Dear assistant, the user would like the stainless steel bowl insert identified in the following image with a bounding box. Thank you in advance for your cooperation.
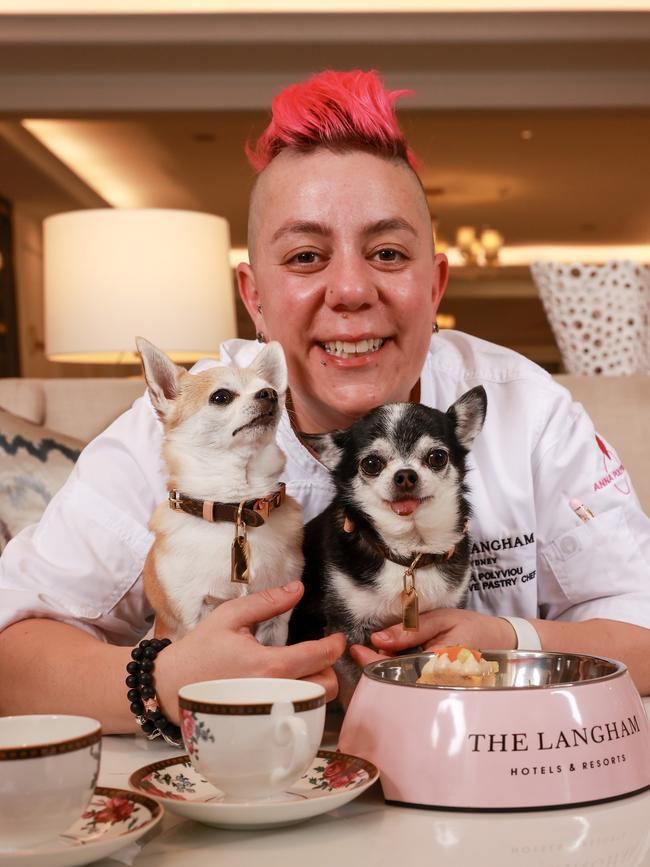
[365,650,625,690]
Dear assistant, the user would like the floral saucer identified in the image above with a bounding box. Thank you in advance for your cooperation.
[0,786,162,867]
[129,749,379,830]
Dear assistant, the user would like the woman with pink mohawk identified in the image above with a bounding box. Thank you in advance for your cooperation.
[236,69,650,679]
[2,70,650,732]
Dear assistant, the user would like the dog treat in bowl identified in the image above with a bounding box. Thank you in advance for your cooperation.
[416,645,499,687]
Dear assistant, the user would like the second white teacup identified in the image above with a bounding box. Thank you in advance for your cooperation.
[178,678,325,800]
[0,714,101,851]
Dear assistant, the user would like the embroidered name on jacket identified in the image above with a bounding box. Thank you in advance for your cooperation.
[468,532,536,592]
[471,533,534,554]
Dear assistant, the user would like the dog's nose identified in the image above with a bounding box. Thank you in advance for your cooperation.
[393,468,418,491]
[254,388,277,403]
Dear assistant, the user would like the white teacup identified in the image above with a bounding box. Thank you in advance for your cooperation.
[0,715,101,850]
[178,678,326,800]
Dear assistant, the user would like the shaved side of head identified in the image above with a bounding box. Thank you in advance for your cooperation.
[246,172,264,267]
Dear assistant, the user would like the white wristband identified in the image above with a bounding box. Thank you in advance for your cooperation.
[499,616,542,651]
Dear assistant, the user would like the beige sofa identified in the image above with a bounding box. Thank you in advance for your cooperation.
[0,377,147,444]
[0,374,648,511]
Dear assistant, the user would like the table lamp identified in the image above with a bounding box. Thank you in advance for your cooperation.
[44,208,236,364]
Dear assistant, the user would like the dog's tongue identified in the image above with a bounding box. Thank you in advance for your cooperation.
[390,499,420,516]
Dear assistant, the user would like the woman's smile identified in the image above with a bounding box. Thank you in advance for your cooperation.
[317,336,388,364]
[320,336,386,358]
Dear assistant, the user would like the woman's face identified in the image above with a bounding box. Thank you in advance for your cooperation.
[237,148,448,433]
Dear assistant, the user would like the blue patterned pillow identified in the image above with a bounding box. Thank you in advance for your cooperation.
[0,409,83,551]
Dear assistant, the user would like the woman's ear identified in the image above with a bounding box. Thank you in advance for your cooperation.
[236,262,266,336]
[432,251,449,313]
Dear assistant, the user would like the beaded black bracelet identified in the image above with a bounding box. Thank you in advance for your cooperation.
[126,638,183,748]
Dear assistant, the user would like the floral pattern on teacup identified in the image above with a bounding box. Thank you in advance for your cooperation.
[306,757,370,792]
[81,795,139,832]
[180,709,215,761]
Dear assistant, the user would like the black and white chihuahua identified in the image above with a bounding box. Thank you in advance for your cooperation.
[288,386,487,702]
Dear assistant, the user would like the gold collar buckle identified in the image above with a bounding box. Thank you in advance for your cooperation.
[253,482,286,521]
[169,490,183,511]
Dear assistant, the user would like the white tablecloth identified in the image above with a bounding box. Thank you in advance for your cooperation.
[93,697,650,866]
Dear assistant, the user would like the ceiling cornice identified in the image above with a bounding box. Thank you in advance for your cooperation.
[0,11,649,43]
[0,11,648,113]
[2,70,650,113]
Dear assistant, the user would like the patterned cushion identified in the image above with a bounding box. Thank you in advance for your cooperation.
[0,409,83,552]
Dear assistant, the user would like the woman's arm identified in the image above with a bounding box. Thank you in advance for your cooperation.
[0,582,344,730]
[0,618,135,730]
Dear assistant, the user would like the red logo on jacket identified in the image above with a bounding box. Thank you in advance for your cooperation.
[594,435,630,496]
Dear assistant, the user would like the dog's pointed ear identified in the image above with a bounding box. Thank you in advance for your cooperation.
[136,336,185,420]
[299,430,346,471]
[447,385,487,450]
[252,341,287,393]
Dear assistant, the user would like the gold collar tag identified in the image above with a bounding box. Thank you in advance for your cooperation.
[231,501,251,584]
[401,553,422,631]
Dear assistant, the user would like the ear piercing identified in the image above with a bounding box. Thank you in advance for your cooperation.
[256,305,266,342]
[432,322,439,334]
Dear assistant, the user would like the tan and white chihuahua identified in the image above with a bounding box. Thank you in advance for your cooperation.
[137,337,303,644]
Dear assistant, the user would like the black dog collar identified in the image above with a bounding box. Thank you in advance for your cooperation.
[342,513,469,567]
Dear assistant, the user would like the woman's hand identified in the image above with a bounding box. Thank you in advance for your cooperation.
[350,608,516,668]
[156,581,345,722]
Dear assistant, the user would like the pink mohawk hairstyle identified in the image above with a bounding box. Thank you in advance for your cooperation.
[246,69,418,173]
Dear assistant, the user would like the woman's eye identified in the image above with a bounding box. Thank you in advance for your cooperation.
[286,250,321,266]
[360,455,385,477]
[426,449,449,470]
[209,389,234,406]
[373,248,405,263]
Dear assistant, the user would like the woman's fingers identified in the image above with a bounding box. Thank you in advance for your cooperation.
[370,611,447,651]
[216,581,304,630]
[269,632,346,680]
[371,610,519,654]
[349,644,390,667]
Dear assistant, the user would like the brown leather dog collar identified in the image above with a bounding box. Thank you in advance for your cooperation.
[168,483,286,527]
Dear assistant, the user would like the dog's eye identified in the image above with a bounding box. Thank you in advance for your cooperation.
[360,455,385,477]
[209,389,234,406]
[426,449,449,470]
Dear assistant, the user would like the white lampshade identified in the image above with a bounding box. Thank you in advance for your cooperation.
[44,208,237,363]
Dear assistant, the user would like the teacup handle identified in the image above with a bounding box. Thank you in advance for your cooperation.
[269,701,312,788]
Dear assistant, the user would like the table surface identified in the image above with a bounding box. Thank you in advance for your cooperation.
[94,697,650,867]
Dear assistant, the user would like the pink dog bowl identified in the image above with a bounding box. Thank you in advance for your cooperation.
[338,651,650,811]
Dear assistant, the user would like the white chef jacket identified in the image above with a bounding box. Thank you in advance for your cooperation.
[2,331,649,645]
